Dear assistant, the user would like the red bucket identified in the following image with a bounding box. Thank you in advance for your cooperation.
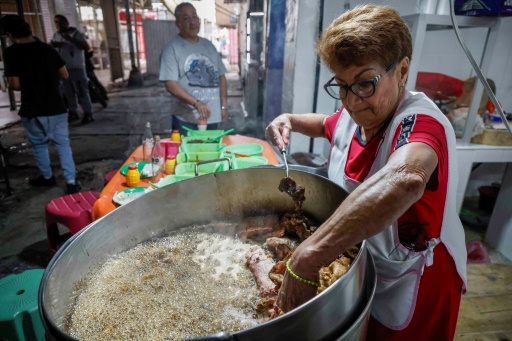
[161,141,181,159]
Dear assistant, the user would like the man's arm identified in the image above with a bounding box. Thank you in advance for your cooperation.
[64,31,90,51]
[59,66,69,80]
[164,80,211,118]
[7,76,21,91]
[219,74,228,121]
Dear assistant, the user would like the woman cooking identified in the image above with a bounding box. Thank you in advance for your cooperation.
[265,5,466,340]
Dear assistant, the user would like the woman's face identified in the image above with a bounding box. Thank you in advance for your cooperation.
[334,58,408,131]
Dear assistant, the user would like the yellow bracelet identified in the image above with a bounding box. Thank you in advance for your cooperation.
[285,258,320,287]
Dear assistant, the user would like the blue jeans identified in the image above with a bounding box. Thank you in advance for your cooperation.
[172,116,219,136]
[62,68,92,114]
[21,113,76,183]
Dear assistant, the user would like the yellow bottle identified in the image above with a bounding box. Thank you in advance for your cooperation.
[126,164,141,187]
[171,130,181,142]
[165,156,176,175]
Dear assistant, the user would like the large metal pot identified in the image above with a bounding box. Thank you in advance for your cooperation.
[39,167,376,340]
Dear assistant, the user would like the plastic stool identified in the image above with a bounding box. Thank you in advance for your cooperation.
[104,169,119,186]
[45,191,100,254]
[0,269,46,341]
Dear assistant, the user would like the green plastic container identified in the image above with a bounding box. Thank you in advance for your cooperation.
[186,129,225,137]
[176,151,224,164]
[233,156,268,170]
[182,135,223,147]
[224,143,263,156]
[174,161,228,176]
[180,143,223,154]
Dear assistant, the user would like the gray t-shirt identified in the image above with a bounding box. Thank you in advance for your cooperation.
[52,28,87,70]
[159,35,227,124]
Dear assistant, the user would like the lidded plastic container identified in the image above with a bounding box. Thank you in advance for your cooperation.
[126,164,140,187]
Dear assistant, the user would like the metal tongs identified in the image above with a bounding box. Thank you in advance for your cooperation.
[281,147,289,177]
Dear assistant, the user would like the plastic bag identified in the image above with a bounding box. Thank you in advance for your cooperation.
[466,240,490,264]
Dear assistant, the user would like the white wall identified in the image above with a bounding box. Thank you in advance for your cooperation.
[282,0,322,155]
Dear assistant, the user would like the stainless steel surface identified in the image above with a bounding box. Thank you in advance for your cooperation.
[281,148,289,177]
[40,167,372,341]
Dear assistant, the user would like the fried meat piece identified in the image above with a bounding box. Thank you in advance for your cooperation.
[317,246,359,293]
[279,177,306,210]
[265,237,298,261]
[236,215,285,242]
[245,245,278,296]
[279,211,317,241]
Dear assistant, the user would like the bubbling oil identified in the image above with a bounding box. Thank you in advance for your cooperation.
[65,223,261,340]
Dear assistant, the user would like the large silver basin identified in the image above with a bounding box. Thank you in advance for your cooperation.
[39,167,375,340]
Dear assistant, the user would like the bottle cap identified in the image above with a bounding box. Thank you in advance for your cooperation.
[128,164,137,170]
[172,130,179,133]
[166,155,175,160]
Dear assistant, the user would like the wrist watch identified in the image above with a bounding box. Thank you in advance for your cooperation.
[193,99,201,108]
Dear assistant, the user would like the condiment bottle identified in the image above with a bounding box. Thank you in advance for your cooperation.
[126,164,140,187]
[152,135,165,175]
[142,122,154,163]
[198,117,207,131]
[171,130,181,142]
[165,155,176,175]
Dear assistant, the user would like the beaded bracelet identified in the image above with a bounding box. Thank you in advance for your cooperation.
[285,258,320,287]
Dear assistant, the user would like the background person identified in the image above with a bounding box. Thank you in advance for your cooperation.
[265,5,466,340]
[51,14,94,124]
[1,15,81,194]
[159,2,228,135]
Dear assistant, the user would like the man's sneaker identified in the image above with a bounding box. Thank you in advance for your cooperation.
[66,182,81,194]
[29,175,56,187]
[68,111,80,122]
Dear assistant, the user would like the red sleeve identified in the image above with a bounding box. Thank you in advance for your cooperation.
[324,108,343,142]
[391,114,449,240]
[391,114,446,162]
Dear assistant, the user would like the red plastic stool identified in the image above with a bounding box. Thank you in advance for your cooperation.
[104,169,119,186]
[45,191,100,254]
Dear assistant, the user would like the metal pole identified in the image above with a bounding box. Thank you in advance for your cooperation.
[93,6,103,69]
[123,0,136,69]
[132,0,140,70]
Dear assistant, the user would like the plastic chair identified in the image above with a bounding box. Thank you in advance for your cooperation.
[0,269,46,341]
[45,191,100,254]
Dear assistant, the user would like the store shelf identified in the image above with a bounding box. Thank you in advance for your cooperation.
[402,13,500,145]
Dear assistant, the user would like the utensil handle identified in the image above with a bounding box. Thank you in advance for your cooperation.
[194,157,233,176]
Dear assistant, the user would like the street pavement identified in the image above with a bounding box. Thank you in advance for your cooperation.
[0,64,267,278]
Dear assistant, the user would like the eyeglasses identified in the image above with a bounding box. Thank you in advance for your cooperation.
[324,61,398,100]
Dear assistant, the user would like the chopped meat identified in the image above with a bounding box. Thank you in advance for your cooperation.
[236,215,285,242]
[268,261,286,290]
[279,212,317,241]
[279,177,306,211]
[265,237,298,261]
[245,246,278,296]
[317,246,359,293]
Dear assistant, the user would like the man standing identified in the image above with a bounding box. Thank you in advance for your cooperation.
[51,14,94,124]
[1,15,81,194]
[159,3,228,135]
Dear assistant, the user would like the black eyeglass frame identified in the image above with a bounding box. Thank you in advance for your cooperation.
[323,61,398,100]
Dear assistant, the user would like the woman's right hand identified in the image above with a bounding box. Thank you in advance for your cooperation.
[265,114,292,150]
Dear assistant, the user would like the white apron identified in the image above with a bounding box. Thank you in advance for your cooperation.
[327,91,467,330]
